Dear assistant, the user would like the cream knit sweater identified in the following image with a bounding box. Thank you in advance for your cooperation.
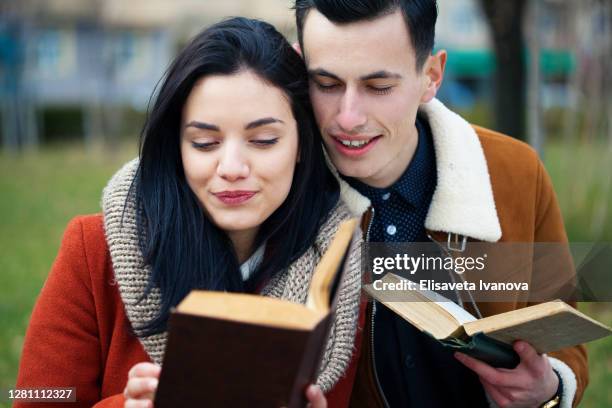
[102,158,363,391]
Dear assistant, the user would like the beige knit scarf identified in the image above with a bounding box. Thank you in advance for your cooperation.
[101,159,363,392]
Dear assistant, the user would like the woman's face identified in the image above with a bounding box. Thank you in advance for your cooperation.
[181,69,299,242]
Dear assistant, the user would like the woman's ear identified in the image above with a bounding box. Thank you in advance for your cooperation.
[420,49,447,103]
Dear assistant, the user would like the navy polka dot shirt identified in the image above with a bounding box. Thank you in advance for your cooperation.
[342,118,489,407]
[344,115,437,243]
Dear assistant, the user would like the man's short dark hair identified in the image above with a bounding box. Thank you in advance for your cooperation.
[294,0,438,70]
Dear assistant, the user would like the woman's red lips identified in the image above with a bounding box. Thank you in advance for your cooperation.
[213,191,257,205]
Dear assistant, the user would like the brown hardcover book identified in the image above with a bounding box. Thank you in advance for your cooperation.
[154,218,359,408]
[365,273,611,368]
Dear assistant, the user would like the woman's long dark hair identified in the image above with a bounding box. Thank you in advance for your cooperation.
[132,17,339,336]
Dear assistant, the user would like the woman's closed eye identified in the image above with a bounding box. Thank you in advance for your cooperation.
[191,138,278,150]
[191,140,219,150]
[250,138,279,147]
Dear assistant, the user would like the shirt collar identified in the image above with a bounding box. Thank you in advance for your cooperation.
[240,243,266,281]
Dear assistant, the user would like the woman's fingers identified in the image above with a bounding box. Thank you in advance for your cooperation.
[124,377,158,400]
[124,362,160,408]
[124,399,153,408]
[305,385,327,408]
[128,362,161,379]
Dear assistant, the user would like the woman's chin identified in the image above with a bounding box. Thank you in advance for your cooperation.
[212,215,263,235]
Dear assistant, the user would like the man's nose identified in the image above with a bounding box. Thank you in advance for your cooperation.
[216,143,249,181]
[336,88,367,132]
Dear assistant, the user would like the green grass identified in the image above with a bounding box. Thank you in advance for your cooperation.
[0,142,138,400]
[545,141,612,406]
[577,304,612,408]
[545,142,612,241]
[0,139,610,406]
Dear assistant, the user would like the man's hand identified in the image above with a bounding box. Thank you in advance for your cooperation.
[123,362,161,408]
[455,340,559,408]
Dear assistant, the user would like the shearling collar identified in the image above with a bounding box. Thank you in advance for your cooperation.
[336,98,502,243]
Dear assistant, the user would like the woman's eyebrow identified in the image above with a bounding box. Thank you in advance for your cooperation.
[245,117,285,130]
[184,118,284,131]
[184,121,220,131]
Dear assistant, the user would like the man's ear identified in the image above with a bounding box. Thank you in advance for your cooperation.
[292,42,303,58]
[420,49,447,103]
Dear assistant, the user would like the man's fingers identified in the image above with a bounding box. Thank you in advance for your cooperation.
[480,378,512,407]
[514,341,545,376]
[305,385,327,408]
[124,378,158,400]
[128,362,161,379]
[454,352,513,387]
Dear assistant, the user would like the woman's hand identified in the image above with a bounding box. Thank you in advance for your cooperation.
[281,385,327,408]
[123,365,326,408]
[123,362,161,408]
[305,385,327,408]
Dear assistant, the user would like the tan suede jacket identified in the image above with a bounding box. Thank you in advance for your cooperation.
[335,99,587,408]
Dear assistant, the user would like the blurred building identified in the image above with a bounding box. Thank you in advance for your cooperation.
[0,0,293,149]
[0,0,603,149]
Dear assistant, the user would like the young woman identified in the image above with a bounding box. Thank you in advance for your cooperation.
[14,18,364,408]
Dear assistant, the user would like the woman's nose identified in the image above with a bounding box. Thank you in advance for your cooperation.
[216,145,250,181]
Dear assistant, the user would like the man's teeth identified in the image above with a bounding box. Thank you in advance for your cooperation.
[340,139,369,148]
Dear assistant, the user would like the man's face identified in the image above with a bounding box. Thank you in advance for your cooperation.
[302,9,436,188]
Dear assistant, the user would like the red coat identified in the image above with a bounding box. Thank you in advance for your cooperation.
[15,214,366,407]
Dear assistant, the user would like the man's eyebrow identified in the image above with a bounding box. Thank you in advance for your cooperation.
[184,121,220,131]
[360,70,403,81]
[308,68,342,81]
[308,68,402,82]
[245,117,285,130]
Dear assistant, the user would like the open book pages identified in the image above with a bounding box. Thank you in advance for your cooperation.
[463,301,612,352]
[364,272,476,339]
[400,275,477,326]
[178,291,324,330]
[306,218,359,312]
[366,273,612,353]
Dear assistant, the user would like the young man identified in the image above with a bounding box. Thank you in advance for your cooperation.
[293,0,587,407]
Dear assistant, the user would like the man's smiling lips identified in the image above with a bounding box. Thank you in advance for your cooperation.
[330,133,382,157]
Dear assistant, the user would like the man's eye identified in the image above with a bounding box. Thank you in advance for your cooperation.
[367,85,393,95]
[251,138,278,147]
[191,141,218,150]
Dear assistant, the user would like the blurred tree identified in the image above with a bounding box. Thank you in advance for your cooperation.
[478,0,528,141]
[559,0,612,239]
